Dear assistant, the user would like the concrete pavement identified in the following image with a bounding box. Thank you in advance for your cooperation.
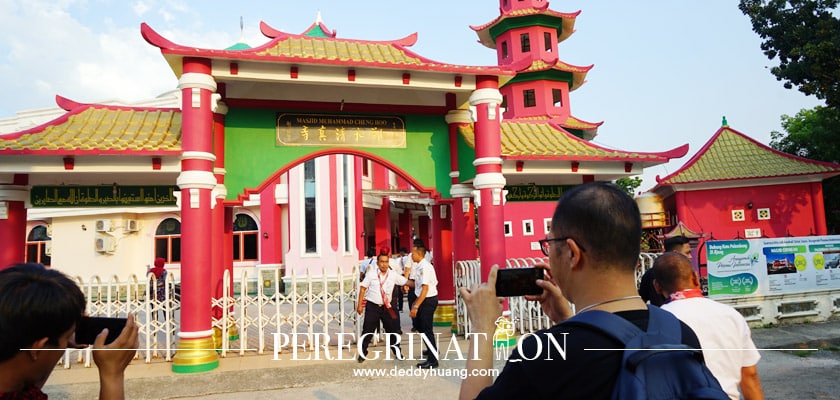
[42,318,840,399]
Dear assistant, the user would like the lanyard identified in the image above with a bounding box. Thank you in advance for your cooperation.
[378,270,392,309]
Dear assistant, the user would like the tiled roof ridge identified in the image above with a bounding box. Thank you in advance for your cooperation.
[142,22,511,74]
[655,125,840,184]
[259,21,415,47]
[470,8,581,32]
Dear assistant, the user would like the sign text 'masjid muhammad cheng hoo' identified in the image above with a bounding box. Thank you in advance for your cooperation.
[276,114,406,148]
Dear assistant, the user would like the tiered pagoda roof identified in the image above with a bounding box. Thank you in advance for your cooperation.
[654,123,840,190]
[458,119,686,163]
[141,22,513,79]
[0,96,181,155]
[470,7,580,48]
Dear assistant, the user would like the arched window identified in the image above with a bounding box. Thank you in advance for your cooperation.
[232,213,258,262]
[154,218,181,263]
[25,225,51,267]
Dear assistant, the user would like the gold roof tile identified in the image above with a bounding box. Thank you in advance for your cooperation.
[659,127,840,184]
[0,107,182,153]
[459,120,661,160]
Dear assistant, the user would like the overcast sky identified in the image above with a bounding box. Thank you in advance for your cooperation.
[0,0,825,191]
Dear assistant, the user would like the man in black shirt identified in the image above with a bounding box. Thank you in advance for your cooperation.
[458,183,702,399]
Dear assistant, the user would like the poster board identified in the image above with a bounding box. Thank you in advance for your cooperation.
[706,235,840,298]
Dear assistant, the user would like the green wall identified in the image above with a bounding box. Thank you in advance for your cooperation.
[223,108,454,200]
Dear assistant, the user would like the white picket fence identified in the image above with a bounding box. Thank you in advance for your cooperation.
[61,254,659,369]
[453,253,659,336]
[61,265,360,368]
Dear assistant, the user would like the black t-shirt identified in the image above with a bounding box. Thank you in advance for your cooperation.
[475,309,701,400]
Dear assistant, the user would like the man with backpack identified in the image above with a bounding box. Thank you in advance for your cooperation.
[654,252,764,399]
[459,182,727,399]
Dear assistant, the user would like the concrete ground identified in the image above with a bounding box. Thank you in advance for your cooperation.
[42,318,840,399]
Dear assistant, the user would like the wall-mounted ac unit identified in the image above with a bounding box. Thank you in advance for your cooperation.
[45,224,53,237]
[95,219,112,232]
[44,242,52,256]
[95,235,116,253]
[124,219,140,232]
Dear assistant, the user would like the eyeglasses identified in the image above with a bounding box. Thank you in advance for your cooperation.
[539,236,586,256]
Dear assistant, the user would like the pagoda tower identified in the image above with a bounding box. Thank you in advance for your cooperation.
[472,0,600,139]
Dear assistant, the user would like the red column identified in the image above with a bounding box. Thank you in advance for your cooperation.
[173,57,219,373]
[470,76,506,281]
[399,210,412,252]
[811,181,828,235]
[418,215,430,248]
[0,174,29,269]
[355,157,366,255]
[446,109,476,263]
[374,197,391,251]
[211,101,227,320]
[431,203,455,328]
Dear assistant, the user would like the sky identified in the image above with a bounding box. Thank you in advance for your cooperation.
[0,0,826,191]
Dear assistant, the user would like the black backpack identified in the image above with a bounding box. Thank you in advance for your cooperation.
[568,305,729,400]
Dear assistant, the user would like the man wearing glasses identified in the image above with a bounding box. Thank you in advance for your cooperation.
[458,182,704,399]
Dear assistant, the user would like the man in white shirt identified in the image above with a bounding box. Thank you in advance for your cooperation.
[409,245,439,368]
[357,253,408,362]
[654,252,764,400]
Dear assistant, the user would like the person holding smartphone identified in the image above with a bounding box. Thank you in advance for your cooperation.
[0,263,139,400]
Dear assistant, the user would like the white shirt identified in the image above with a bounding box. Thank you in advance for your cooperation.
[389,257,402,275]
[359,257,375,276]
[361,269,408,306]
[662,297,761,400]
[413,258,438,298]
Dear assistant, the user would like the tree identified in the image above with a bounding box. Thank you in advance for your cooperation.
[770,106,840,232]
[614,176,643,197]
[739,0,840,107]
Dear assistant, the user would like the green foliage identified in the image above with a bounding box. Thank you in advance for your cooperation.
[738,0,840,107]
[613,177,643,197]
[769,106,840,232]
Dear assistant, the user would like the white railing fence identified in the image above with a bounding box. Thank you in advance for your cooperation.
[60,254,659,369]
[61,265,360,368]
[454,253,659,336]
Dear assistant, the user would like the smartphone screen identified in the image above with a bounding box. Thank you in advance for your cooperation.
[495,267,545,297]
[75,316,127,345]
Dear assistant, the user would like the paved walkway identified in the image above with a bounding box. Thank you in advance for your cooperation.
[42,319,840,399]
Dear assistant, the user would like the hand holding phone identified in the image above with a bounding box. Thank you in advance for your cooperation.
[75,316,128,345]
[495,267,545,297]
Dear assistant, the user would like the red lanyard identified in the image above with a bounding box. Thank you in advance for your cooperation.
[667,288,704,303]
[378,270,392,309]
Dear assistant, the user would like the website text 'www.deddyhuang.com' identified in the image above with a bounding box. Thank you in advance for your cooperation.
[352,365,499,380]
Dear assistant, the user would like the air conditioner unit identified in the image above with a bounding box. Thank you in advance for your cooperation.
[45,224,53,237]
[124,219,140,232]
[95,219,112,232]
[44,242,52,256]
[95,236,116,253]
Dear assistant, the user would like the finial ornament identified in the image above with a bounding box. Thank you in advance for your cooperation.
[721,116,728,127]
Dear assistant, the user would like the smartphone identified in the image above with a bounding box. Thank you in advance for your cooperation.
[75,316,127,345]
[495,267,545,297]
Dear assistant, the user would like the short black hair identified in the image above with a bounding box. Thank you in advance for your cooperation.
[365,247,376,258]
[664,235,690,252]
[551,182,641,271]
[0,263,86,362]
[652,252,695,294]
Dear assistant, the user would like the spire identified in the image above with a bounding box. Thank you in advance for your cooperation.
[224,16,251,50]
[316,10,323,24]
[721,116,728,127]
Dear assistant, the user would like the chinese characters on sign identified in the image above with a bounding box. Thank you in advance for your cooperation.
[276,113,406,148]
[30,186,178,207]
